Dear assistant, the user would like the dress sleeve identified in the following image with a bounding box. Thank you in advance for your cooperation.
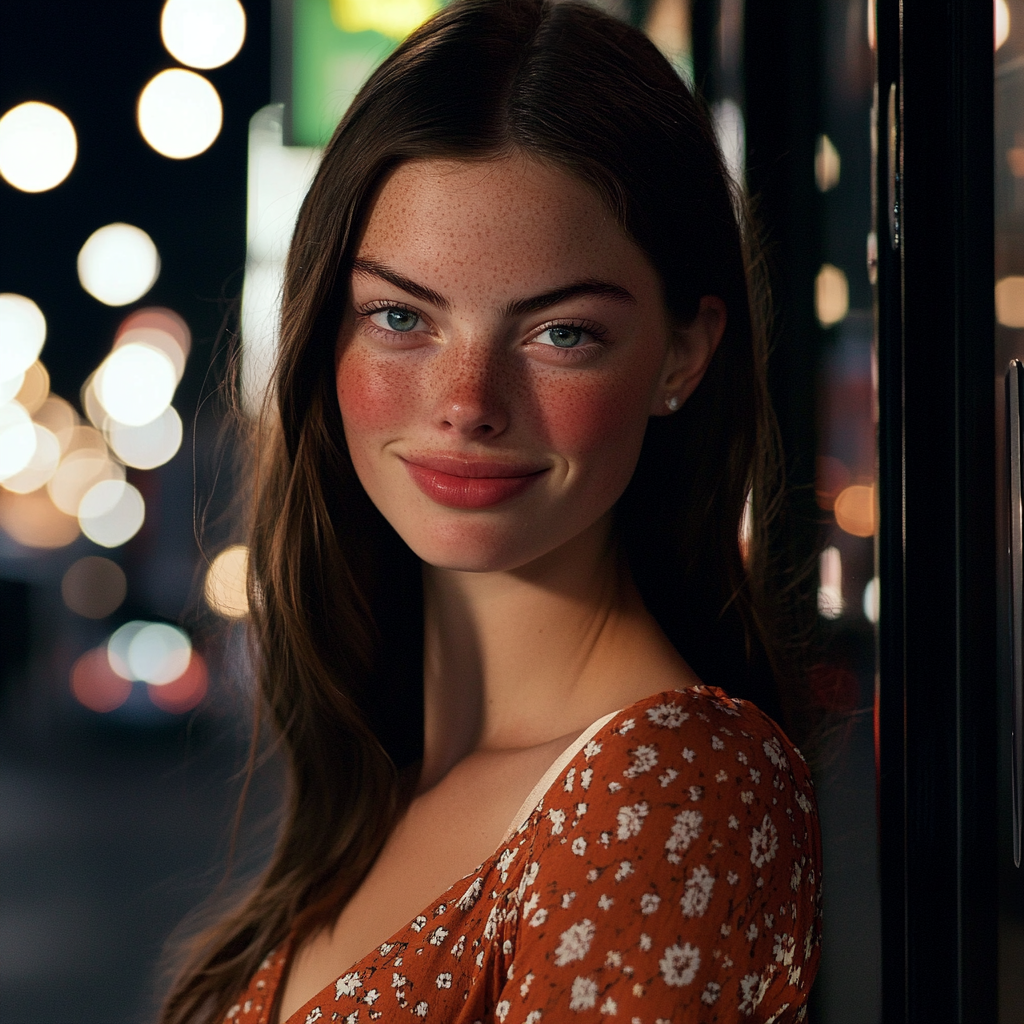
[496,688,822,1023]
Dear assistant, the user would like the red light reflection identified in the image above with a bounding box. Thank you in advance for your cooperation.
[147,650,208,713]
[70,646,132,712]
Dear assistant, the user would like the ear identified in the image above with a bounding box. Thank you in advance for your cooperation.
[650,295,727,416]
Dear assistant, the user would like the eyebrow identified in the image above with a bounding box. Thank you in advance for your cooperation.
[351,257,636,318]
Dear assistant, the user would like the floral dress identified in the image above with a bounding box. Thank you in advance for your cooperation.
[225,686,822,1024]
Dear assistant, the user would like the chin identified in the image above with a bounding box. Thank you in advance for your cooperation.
[399,517,553,574]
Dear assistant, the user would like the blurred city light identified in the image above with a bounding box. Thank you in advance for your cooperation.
[128,622,192,684]
[96,343,177,426]
[0,489,79,548]
[863,577,880,624]
[712,98,745,185]
[161,0,247,69]
[0,293,47,382]
[116,306,191,359]
[61,556,128,619]
[996,0,1011,50]
[14,360,49,413]
[0,401,37,479]
[815,263,850,327]
[0,101,77,193]
[77,223,160,307]
[114,326,186,381]
[0,423,61,494]
[815,134,841,192]
[818,545,844,619]
[107,621,147,678]
[78,479,145,548]
[147,649,208,713]
[137,69,223,159]
[996,275,1024,328]
[330,0,439,39]
[48,445,123,516]
[0,371,23,404]
[71,647,132,713]
[834,483,876,537]
[107,405,183,470]
[204,543,249,618]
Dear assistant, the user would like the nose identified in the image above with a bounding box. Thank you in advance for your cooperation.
[432,343,509,439]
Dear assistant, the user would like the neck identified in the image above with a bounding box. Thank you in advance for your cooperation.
[419,514,694,789]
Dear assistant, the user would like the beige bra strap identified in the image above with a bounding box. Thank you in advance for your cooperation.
[500,707,620,845]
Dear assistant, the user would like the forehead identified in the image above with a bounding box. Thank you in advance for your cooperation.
[356,155,660,300]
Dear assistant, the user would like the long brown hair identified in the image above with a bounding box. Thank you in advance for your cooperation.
[160,2,801,1020]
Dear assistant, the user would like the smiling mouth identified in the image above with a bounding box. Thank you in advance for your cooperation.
[401,455,547,509]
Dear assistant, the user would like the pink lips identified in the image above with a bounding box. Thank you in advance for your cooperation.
[402,454,547,509]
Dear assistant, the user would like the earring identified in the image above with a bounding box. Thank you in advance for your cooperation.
[666,395,680,411]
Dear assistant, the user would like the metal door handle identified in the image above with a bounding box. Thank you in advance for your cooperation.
[1006,360,1023,867]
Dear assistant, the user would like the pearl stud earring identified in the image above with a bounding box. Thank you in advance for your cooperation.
[666,395,680,411]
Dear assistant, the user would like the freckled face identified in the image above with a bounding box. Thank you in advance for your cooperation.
[336,155,677,572]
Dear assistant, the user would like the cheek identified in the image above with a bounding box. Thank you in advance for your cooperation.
[336,346,416,434]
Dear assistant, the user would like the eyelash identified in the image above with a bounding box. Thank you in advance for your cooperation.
[355,301,610,359]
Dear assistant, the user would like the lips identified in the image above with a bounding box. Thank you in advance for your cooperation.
[401,454,547,509]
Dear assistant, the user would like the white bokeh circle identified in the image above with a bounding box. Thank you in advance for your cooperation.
[0,102,77,192]
[137,69,223,159]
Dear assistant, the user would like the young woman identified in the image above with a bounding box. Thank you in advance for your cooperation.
[163,2,822,1021]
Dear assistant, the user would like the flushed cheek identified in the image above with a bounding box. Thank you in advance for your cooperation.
[336,347,420,434]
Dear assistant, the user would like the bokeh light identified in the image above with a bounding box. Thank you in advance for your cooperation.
[147,650,208,713]
[0,488,79,548]
[0,401,37,479]
[0,371,24,405]
[834,483,876,537]
[817,545,843,619]
[77,223,160,307]
[0,101,77,193]
[114,327,186,381]
[204,543,249,618]
[14,360,49,413]
[862,577,880,624]
[0,293,47,383]
[33,395,78,451]
[107,621,146,679]
[815,264,849,327]
[0,423,60,493]
[116,306,191,358]
[996,0,1011,50]
[996,275,1024,328]
[161,0,247,69]
[71,647,132,713]
[331,0,440,39]
[78,479,145,548]
[96,343,177,426]
[137,69,223,159]
[129,622,192,684]
[107,405,183,470]
[61,556,127,619]
[815,134,841,192]
[48,445,123,516]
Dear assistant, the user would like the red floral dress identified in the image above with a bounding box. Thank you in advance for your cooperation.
[225,686,822,1023]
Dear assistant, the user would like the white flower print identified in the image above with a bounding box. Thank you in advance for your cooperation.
[569,976,598,1011]
[410,915,427,932]
[412,1001,428,1017]
[616,801,649,840]
[435,972,452,989]
[788,964,802,987]
[597,894,614,911]
[750,814,780,867]
[495,999,510,1021]
[605,950,622,967]
[607,781,622,792]
[681,864,715,918]
[523,891,540,919]
[450,935,465,959]
[520,972,534,998]
[564,767,576,791]
[658,768,679,787]
[524,1012,543,1024]
[391,973,407,989]
[739,972,771,1015]
[343,1012,358,1024]
[716,769,729,783]
[304,1010,322,1024]
[614,860,633,882]
[580,768,593,790]
[763,735,789,769]
[764,913,775,929]
[712,735,725,751]
[740,790,755,805]
[640,893,661,915]
[773,933,796,966]
[689,785,704,802]
[623,744,659,778]
[665,808,703,863]
[639,933,652,951]
[530,908,548,927]
[727,870,739,885]
[617,717,636,734]
[600,997,617,1014]
[363,989,379,1005]
[701,981,722,1006]
[562,891,576,908]
[746,923,758,942]
[682,747,696,762]
[497,846,518,882]
[750,768,762,783]
[659,942,701,986]
[456,878,482,911]
[584,739,603,759]
[646,702,688,728]
[790,860,802,891]
[335,973,362,999]
[548,808,567,835]
[572,837,587,856]
[728,814,740,829]
[554,919,596,966]
[796,790,813,814]
[428,926,448,946]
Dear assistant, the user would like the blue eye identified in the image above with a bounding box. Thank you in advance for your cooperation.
[541,326,585,348]
[385,308,420,332]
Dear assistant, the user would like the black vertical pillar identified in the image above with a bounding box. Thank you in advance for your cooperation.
[876,0,997,1019]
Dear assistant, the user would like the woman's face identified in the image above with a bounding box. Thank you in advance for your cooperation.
[336,155,721,573]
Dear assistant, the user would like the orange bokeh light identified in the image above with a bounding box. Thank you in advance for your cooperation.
[834,484,876,538]
[71,646,132,712]
[147,650,208,713]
